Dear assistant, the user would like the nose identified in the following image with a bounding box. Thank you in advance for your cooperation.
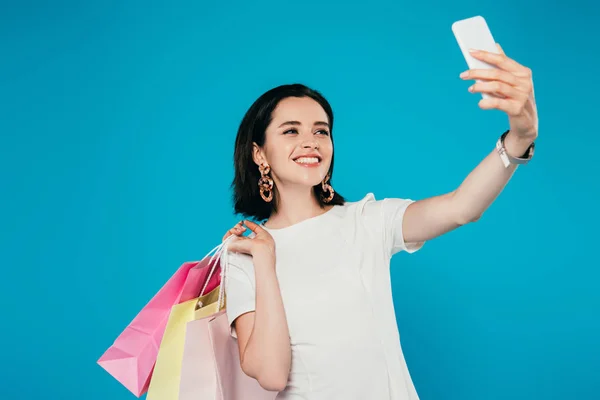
[301,140,319,150]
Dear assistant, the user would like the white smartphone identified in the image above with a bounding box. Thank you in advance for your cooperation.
[452,15,500,98]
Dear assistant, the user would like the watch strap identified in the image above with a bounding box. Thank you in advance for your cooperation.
[496,130,535,168]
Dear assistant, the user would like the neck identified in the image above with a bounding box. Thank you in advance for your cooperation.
[265,184,332,229]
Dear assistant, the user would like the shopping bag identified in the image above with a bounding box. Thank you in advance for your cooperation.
[97,243,224,397]
[178,241,278,400]
[146,284,222,400]
[179,310,277,400]
[180,257,221,303]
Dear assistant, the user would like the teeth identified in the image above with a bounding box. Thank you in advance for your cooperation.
[295,157,319,164]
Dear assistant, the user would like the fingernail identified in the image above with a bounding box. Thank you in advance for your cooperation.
[468,85,475,92]
[460,71,468,79]
[469,48,477,53]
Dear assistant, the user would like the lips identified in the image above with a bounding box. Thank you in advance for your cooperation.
[292,153,321,164]
[294,156,321,165]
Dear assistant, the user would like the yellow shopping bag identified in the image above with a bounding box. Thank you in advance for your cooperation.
[146,285,224,400]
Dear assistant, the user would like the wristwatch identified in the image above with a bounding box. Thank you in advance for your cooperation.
[496,130,535,168]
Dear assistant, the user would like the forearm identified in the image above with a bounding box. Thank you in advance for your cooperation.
[452,132,534,223]
[243,250,291,384]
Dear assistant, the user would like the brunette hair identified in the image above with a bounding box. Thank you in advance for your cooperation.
[232,83,345,220]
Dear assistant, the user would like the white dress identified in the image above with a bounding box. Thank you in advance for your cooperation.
[225,193,425,400]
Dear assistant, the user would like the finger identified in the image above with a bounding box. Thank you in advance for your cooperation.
[222,231,235,242]
[469,49,524,74]
[226,236,252,254]
[478,97,525,117]
[469,81,528,101]
[460,68,519,87]
[242,220,263,233]
[222,224,246,242]
[496,43,506,56]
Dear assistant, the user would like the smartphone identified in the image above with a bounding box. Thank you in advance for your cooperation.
[452,15,500,98]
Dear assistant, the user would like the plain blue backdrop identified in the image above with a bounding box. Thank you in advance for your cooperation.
[1,1,598,399]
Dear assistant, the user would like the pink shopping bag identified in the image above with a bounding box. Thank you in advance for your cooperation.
[178,238,278,400]
[98,243,224,397]
[179,310,278,400]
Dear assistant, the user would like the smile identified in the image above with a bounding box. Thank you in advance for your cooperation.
[293,156,321,166]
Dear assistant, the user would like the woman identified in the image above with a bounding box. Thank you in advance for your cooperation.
[221,46,538,399]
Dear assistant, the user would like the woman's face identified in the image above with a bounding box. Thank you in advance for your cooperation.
[253,96,333,189]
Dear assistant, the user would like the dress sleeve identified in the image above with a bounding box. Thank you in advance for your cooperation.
[224,251,256,338]
[360,193,425,257]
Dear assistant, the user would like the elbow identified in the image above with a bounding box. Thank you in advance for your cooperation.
[449,192,483,226]
[455,212,483,226]
[241,361,289,392]
[256,371,289,392]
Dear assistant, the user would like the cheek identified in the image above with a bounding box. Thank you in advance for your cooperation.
[321,141,334,160]
[264,140,294,168]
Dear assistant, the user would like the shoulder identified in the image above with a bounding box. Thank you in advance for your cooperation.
[340,193,378,213]
[337,193,415,230]
[331,193,383,233]
[339,192,413,217]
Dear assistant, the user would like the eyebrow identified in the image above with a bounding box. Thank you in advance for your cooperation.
[277,120,330,128]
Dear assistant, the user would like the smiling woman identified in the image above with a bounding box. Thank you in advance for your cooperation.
[232,85,345,222]
[222,64,538,399]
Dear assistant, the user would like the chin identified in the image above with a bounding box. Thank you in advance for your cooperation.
[296,168,327,184]
[281,173,323,189]
[291,176,323,187]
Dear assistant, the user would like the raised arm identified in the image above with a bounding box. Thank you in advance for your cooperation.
[224,221,291,392]
[402,45,538,244]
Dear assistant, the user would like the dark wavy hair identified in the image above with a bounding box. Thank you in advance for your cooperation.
[232,83,345,221]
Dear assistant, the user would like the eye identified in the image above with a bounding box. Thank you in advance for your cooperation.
[315,129,330,136]
[283,128,298,135]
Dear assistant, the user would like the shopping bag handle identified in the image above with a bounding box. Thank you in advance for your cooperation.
[198,235,235,301]
[216,235,235,310]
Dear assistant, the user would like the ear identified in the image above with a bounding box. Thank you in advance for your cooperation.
[252,142,266,167]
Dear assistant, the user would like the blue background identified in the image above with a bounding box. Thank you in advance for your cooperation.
[1,1,598,399]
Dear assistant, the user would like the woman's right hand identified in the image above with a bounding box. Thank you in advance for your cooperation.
[222,220,275,259]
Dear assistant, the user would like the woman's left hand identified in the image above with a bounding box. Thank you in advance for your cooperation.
[460,44,538,141]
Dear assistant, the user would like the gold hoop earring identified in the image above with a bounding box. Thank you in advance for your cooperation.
[258,163,274,202]
[321,175,334,203]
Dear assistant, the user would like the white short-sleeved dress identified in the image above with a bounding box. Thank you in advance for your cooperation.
[225,193,425,400]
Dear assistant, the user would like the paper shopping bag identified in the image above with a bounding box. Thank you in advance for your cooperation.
[97,244,224,397]
[146,285,222,400]
[178,296,278,399]
[180,258,221,303]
